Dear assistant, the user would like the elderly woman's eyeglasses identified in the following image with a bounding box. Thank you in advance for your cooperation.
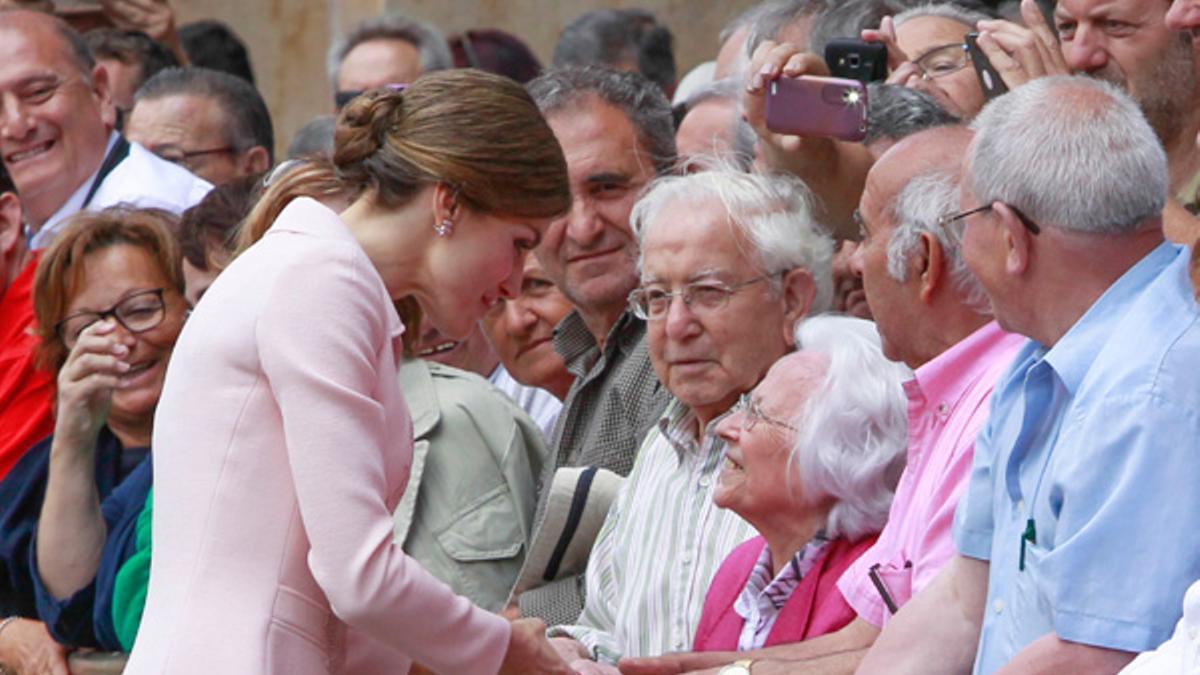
[937,203,1041,244]
[55,289,168,349]
[912,43,970,80]
[733,392,797,433]
[627,274,776,321]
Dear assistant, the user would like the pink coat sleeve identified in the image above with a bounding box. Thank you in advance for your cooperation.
[256,241,510,675]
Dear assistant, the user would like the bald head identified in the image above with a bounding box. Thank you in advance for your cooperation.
[0,9,95,78]
[868,125,973,202]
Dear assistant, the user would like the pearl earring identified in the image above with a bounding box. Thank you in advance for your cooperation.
[434,218,454,237]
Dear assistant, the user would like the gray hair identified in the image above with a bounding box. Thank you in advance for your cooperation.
[631,167,835,313]
[892,2,995,30]
[286,115,336,160]
[887,170,989,313]
[552,8,676,94]
[747,0,826,57]
[135,66,275,162]
[528,65,677,176]
[808,0,897,57]
[326,13,453,88]
[747,0,894,61]
[718,2,779,78]
[680,78,756,172]
[968,75,1168,234]
[790,315,909,541]
[865,82,959,146]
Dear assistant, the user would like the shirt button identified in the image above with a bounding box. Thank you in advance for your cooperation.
[937,403,950,417]
[1017,500,1025,511]
[994,600,1005,614]
[682,553,693,565]
[699,476,710,487]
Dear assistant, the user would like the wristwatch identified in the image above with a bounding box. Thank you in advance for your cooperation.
[718,659,755,675]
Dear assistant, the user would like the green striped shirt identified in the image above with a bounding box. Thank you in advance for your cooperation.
[553,398,757,662]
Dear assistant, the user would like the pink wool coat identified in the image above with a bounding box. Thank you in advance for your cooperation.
[125,198,510,675]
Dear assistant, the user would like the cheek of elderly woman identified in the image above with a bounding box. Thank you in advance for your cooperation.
[714,352,832,546]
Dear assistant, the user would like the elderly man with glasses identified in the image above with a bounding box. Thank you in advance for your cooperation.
[545,167,834,673]
[622,125,1029,675]
[855,75,1200,675]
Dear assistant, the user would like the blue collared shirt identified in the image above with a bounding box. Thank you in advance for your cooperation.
[953,242,1200,674]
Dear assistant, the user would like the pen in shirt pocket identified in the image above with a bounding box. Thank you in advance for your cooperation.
[868,560,913,615]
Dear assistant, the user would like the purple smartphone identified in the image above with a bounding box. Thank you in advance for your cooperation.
[765,75,869,142]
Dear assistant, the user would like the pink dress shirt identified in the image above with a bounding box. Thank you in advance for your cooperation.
[836,321,1023,628]
[125,198,510,674]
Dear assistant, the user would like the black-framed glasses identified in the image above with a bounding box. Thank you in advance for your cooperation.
[937,202,1041,244]
[627,273,777,321]
[912,42,970,81]
[732,392,797,433]
[55,289,167,349]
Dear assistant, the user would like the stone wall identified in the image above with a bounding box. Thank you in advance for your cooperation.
[171,0,762,155]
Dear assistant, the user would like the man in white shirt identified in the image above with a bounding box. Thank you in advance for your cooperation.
[0,10,209,249]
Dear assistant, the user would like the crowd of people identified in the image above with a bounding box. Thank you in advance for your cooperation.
[0,0,1199,673]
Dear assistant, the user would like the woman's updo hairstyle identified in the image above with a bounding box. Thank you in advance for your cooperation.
[333,69,570,217]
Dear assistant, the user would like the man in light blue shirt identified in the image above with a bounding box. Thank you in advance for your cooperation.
[857,76,1200,675]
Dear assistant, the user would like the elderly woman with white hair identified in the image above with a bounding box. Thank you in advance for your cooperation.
[691,315,910,653]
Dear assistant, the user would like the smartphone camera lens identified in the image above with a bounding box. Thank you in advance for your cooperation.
[849,54,861,67]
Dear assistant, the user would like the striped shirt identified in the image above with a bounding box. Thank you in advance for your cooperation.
[551,398,757,663]
[733,534,830,650]
[522,310,670,625]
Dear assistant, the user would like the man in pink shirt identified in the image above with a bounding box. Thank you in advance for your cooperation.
[619,127,1024,675]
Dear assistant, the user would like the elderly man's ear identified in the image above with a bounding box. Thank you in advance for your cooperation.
[780,267,817,349]
[993,202,1033,276]
[916,231,944,303]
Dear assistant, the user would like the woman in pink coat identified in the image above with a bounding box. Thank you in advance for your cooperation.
[125,71,573,675]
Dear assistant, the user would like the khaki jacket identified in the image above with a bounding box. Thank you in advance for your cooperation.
[394,359,550,611]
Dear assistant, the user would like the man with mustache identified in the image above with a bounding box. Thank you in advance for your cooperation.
[516,66,676,624]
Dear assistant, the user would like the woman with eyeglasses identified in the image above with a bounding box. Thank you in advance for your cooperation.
[125,70,573,675]
[687,317,909,658]
[866,4,995,120]
[0,207,186,669]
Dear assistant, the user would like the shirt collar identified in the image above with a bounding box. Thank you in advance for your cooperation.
[553,308,646,377]
[656,397,730,465]
[1043,241,1178,394]
[909,320,1017,408]
[30,131,120,249]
